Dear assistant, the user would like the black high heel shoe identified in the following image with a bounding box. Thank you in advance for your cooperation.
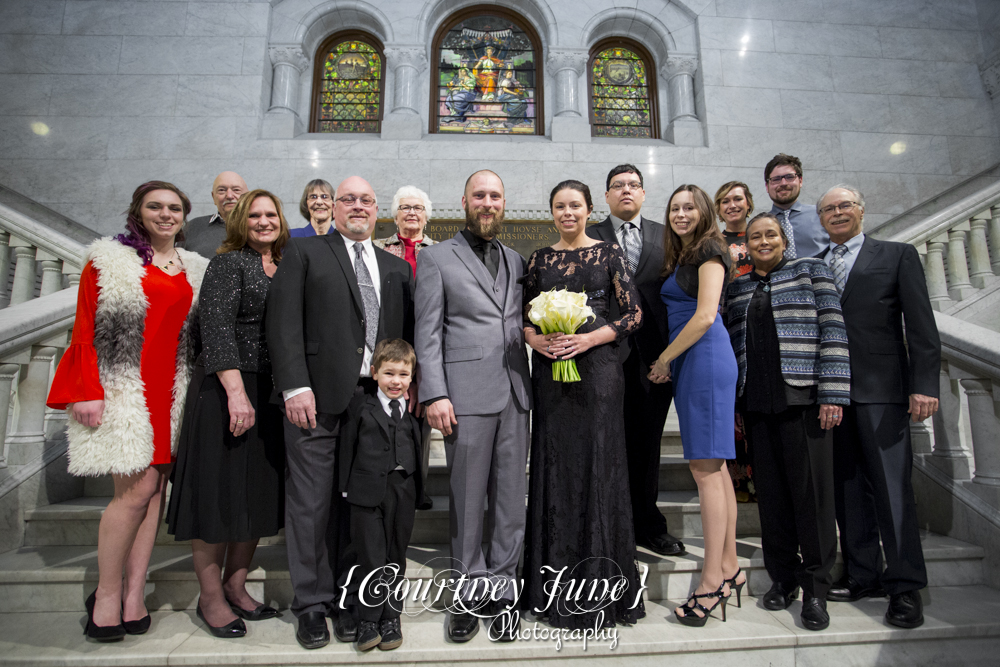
[675,582,729,627]
[197,605,247,638]
[725,567,746,609]
[122,601,151,635]
[84,591,126,643]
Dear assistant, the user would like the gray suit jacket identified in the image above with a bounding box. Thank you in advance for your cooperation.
[414,232,532,416]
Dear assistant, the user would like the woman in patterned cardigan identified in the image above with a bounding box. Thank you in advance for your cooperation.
[373,185,437,279]
[724,213,850,633]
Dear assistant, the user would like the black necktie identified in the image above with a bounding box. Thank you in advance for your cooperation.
[389,399,401,424]
[479,239,498,280]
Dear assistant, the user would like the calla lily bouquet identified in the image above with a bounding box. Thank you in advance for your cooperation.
[527,288,596,383]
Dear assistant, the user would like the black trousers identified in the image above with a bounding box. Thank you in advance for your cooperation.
[744,404,837,600]
[350,470,416,622]
[622,345,672,540]
[833,403,927,595]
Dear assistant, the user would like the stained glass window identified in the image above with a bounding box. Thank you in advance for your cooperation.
[312,34,384,133]
[432,9,541,135]
[589,41,658,139]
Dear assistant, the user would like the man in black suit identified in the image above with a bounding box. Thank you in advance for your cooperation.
[586,164,683,556]
[266,176,415,649]
[816,185,940,629]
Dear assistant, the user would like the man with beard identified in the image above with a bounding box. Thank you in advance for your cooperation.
[267,176,415,650]
[414,170,531,643]
[182,170,247,256]
[765,153,827,260]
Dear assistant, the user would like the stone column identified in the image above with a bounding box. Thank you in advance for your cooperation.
[946,225,974,300]
[924,238,950,309]
[960,378,1000,504]
[968,211,994,288]
[988,205,1000,275]
[8,242,37,306]
[7,346,57,465]
[0,232,11,308]
[382,46,427,140]
[547,49,591,143]
[37,252,63,297]
[262,45,310,139]
[0,363,19,466]
[661,54,703,146]
[929,361,972,479]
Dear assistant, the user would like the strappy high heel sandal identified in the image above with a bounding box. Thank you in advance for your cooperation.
[675,582,728,627]
[725,567,746,609]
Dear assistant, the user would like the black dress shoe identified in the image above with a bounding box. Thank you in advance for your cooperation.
[122,614,151,635]
[639,532,686,556]
[417,494,434,510]
[84,591,126,643]
[196,606,247,638]
[378,617,403,650]
[827,576,886,602]
[801,597,830,631]
[227,599,279,621]
[333,609,358,642]
[296,611,330,649]
[886,590,924,629]
[448,611,479,642]
[487,599,520,642]
[356,620,382,651]
[763,581,800,611]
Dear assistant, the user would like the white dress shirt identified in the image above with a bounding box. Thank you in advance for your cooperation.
[609,212,642,248]
[824,233,865,281]
[377,387,406,417]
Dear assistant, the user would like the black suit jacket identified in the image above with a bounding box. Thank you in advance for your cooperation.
[266,231,415,415]
[587,216,669,365]
[338,393,424,507]
[818,236,940,404]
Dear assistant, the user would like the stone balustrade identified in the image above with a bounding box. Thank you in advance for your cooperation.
[886,180,1000,311]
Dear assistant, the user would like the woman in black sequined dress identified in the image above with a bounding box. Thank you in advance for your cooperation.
[520,180,646,629]
[167,190,290,635]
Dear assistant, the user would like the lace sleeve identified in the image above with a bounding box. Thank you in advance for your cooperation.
[607,243,643,341]
[522,250,541,333]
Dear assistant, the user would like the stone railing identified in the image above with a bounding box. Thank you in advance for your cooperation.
[917,311,1000,511]
[882,180,1000,310]
[376,207,611,222]
[0,201,86,481]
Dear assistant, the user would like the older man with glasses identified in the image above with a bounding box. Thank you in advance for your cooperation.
[764,153,828,259]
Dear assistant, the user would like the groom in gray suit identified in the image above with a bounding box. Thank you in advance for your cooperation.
[415,170,531,643]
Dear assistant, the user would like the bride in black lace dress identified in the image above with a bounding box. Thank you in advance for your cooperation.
[521,180,646,629]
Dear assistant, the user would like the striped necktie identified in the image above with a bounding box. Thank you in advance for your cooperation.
[780,209,797,259]
[831,244,849,293]
[622,221,641,274]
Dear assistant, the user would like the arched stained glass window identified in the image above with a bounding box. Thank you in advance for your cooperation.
[311,32,385,133]
[431,7,543,135]
[588,39,658,139]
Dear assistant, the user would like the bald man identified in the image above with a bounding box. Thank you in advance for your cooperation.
[267,176,415,649]
[182,171,247,257]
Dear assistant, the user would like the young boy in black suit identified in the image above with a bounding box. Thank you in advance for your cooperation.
[339,339,423,651]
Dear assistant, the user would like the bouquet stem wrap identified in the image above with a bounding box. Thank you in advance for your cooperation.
[527,288,596,383]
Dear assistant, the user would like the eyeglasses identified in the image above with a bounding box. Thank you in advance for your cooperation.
[398,205,426,213]
[307,193,331,201]
[609,180,643,192]
[819,201,859,215]
[767,173,800,185]
[336,195,376,207]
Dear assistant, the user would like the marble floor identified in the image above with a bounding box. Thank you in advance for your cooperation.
[0,586,999,667]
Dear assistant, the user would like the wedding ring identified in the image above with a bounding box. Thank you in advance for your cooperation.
[237,419,244,424]
[546,346,550,352]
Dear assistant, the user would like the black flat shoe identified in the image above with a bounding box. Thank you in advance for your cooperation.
[377,617,403,651]
[447,611,479,642]
[84,591,126,643]
[886,590,924,629]
[227,599,279,621]
[487,599,520,642]
[296,611,330,649]
[355,620,381,651]
[763,581,799,611]
[639,533,686,557]
[827,576,885,602]
[196,605,246,638]
[801,597,830,631]
[333,609,357,642]
[417,494,434,511]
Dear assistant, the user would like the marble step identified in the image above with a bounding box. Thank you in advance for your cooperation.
[0,532,983,615]
[1,586,998,667]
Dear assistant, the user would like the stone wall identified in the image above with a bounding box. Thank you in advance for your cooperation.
[0,0,997,237]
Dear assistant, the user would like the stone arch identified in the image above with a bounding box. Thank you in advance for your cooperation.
[582,9,678,66]
[417,0,555,48]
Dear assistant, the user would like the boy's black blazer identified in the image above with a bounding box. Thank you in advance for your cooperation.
[338,392,424,507]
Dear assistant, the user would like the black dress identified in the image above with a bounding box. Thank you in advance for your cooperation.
[167,246,285,543]
[521,242,646,629]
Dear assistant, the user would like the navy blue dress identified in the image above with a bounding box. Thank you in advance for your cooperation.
[661,244,738,460]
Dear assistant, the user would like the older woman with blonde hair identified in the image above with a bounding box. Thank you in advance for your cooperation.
[373,185,437,278]
[167,189,290,638]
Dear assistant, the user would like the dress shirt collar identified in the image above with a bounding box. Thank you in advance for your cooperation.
[377,388,406,417]
[461,228,497,253]
[769,199,805,215]
[827,232,865,256]
[341,232,376,257]
[208,212,224,225]
[610,212,642,234]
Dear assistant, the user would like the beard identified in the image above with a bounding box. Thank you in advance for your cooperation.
[342,215,371,237]
[771,184,800,205]
[464,203,505,239]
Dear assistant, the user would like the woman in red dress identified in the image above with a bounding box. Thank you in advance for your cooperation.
[47,181,209,642]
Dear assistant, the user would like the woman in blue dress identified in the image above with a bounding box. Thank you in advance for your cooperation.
[649,184,742,627]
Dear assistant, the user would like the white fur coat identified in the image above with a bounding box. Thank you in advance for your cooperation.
[66,238,209,477]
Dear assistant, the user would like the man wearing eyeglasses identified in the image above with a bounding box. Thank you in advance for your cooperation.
[181,170,247,256]
[765,153,827,260]
[587,164,685,558]
[815,185,940,630]
[267,176,416,650]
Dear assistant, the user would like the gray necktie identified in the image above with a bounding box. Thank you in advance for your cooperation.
[780,209,797,260]
[622,221,641,274]
[353,242,379,352]
[831,244,849,293]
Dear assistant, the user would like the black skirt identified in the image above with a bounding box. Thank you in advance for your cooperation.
[166,364,285,543]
